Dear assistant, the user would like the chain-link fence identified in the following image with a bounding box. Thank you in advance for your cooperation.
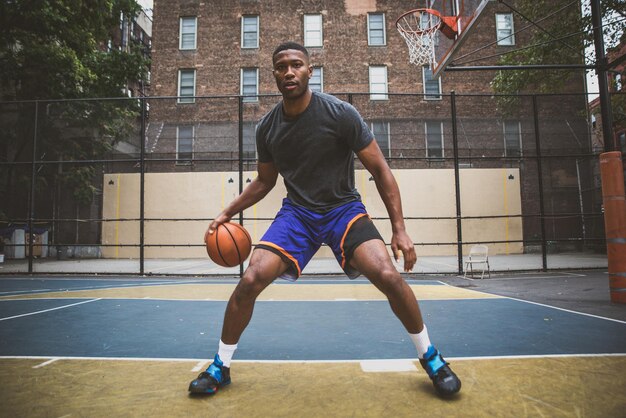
[1,92,621,275]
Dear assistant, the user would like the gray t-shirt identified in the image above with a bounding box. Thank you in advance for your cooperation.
[256,91,374,213]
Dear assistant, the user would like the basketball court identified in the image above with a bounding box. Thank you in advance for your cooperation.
[2,1,624,417]
[0,271,625,417]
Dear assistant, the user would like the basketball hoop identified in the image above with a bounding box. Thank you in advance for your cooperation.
[396,8,458,67]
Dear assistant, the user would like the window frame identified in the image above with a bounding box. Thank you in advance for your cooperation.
[370,121,391,157]
[310,66,324,92]
[176,125,194,165]
[241,15,259,49]
[240,68,259,103]
[369,65,388,101]
[422,66,442,100]
[177,69,196,104]
[367,13,386,46]
[618,131,626,153]
[179,16,197,50]
[425,121,444,159]
[242,122,257,160]
[503,120,522,157]
[496,13,515,46]
[304,14,323,47]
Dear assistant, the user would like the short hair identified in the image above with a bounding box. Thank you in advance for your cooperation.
[272,42,309,63]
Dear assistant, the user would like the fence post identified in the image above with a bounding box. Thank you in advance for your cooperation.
[532,95,548,270]
[238,95,244,278]
[28,101,39,274]
[590,0,614,152]
[139,97,146,275]
[451,91,464,275]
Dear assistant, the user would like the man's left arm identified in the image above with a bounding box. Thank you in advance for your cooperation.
[356,140,417,272]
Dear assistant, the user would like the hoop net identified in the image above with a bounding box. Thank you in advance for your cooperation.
[396,9,441,67]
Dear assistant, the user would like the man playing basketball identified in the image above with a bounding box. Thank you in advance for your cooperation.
[189,41,461,398]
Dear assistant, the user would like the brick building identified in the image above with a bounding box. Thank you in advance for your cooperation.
[146,0,595,251]
[590,37,626,153]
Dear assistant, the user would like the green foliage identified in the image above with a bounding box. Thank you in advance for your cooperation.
[491,0,624,113]
[0,0,149,212]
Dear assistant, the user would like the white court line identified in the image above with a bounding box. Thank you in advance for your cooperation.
[0,289,53,295]
[435,280,626,324]
[501,296,626,324]
[1,353,624,365]
[0,280,206,298]
[32,358,59,369]
[459,271,589,281]
[147,261,211,273]
[0,298,101,321]
[191,360,208,372]
[360,359,417,372]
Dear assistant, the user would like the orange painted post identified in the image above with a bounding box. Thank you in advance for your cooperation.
[599,151,626,303]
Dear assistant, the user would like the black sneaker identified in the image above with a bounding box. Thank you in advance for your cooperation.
[419,346,461,397]
[188,354,231,394]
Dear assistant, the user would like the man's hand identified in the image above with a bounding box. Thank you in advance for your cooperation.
[391,230,417,272]
[205,212,232,242]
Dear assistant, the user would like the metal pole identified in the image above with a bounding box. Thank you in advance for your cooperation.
[450,91,464,275]
[533,95,548,270]
[445,64,597,71]
[27,101,39,274]
[590,0,614,152]
[139,97,146,275]
[599,151,626,303]
[238,96,244,278]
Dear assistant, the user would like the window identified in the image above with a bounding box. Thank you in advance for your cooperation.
[304,14,323,47]
[367,13,386,46]
[422,66,441,100]
[371,121,390,157]
[369,66,388,100]
[503,121,522,157]
[243,122,257,159]
[617,131,626,153]
[177,126,194,164]
[178,69,196,103]
[425,121,444,158]
[241,68,258,102]
[420,11,439,48]
[614,73,623,92]
[496,13,514,46]
[310,67,323,92]
[179,17,197,50]
[241,15,259,48]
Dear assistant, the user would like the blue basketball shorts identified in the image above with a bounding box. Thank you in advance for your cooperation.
[256,198,384,280]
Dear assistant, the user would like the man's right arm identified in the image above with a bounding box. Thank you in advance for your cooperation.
[206,161,279,235]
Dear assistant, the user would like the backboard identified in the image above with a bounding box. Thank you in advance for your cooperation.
[398,0,491,77]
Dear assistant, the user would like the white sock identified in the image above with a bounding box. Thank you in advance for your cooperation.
[217,340,237,367]
[409,325,432,359]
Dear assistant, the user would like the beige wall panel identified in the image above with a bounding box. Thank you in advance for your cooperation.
[102,174,140,258]
[102,169,522,259]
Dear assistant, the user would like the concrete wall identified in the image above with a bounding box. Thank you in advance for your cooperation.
[101,169,522,258]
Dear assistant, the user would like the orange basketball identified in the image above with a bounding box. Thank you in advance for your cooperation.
[205,222,252,267]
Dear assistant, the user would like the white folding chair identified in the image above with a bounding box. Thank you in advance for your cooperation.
[463,244,490,279]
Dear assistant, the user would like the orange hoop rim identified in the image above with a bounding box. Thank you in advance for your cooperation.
[395,8,444,35]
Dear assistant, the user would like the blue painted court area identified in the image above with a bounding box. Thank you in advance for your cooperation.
[1,283,625,360]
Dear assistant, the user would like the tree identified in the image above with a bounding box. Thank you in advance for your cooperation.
[491,0,625,112]
[0,0,149,224]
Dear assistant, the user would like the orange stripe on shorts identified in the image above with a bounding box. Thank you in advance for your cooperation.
[340,213,369,269]
[258,240,302,277]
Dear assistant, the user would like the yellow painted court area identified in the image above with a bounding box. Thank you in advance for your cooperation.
[2,282,501,301]
[1,356,624,417]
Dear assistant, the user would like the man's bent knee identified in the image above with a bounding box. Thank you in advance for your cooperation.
[233,271,268,302]
[373,267,405,296]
